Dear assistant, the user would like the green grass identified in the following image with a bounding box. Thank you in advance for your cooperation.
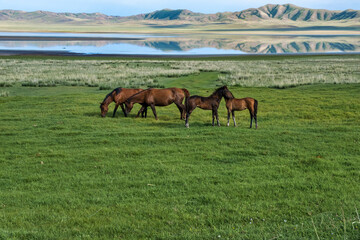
[1,56,360,239]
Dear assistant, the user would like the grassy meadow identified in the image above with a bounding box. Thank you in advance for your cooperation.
[1,55,360,239]
[1,55,359,89]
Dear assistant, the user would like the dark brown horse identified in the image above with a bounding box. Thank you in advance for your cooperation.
[125,88,190,120]
[185,86,233,128]
[225,95,258,128]
[100,87,147,118]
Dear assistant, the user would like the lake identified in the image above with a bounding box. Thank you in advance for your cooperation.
[0,32,359,55]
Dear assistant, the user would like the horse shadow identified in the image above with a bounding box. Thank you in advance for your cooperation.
[84,112,102,117]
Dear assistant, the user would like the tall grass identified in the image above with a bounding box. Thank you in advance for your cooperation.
[0,56,359,89]
[0,90,9,97]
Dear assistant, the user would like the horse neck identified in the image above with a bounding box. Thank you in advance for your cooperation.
[224,97,231,104]
[101,91,115,106]
[210,91,223,102]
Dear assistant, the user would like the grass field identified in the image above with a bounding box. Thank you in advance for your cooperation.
[1,55,359,89]
[1,55,360,239]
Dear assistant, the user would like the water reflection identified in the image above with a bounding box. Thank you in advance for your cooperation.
[0,33,359,55]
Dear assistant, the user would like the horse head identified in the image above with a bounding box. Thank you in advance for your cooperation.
[100,102,108,117]
[221,86,234,99]
[213,86,233,99]
[124,100,134,114]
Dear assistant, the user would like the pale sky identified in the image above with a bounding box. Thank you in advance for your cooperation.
[0,0,359,16]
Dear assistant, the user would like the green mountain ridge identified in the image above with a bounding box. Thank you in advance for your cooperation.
[1,4,359,23]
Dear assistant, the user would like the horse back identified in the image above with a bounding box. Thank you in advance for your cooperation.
[115,88,143,103]
[232,97,256,111]
[147,88,177,106]
[187,95,214,110]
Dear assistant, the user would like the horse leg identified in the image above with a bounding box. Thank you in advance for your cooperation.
[232,111,237,127]
[215,109,220,127]
[150,104,158,120]
[254,112,258,129]
[120,103,127,117]
[136,105,146,118]
[249,111,253,128]
[185,112,190,128]
[227,109,230,127]
[212,109,215,126]
[142,106,148,118]
[112,104,119,117]
[175,102,185,120]
[185,107,194,128]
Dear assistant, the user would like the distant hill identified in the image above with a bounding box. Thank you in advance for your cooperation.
[0,9,116,23]
[130,5,360,22]
[233,4,360,21]
[1,4,359,23]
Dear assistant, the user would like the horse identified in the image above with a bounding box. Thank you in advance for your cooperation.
[125,88,190,120]
[185,86,234,128]
[225,95,258,128]
[100,87,147,118]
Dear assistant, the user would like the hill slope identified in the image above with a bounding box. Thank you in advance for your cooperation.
[1,4,359,24]
[234,4,360,21]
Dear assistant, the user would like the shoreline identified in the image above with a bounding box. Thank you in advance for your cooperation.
[1,49,359,58]
[0,36,144,41]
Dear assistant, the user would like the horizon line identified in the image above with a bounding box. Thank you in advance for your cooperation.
[1,3,358,17]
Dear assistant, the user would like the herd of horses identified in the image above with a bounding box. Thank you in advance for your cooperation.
[100,86,258,128]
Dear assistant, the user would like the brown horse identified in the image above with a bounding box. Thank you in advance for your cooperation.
[225,95,258,128]
[185,86,233,128]
[125,88,190,120]
[100,87,147,118]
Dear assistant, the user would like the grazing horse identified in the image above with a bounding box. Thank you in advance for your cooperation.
[125,88,190,120]
[225,95,258,128]
[185,86,233,128]
[100,87,147,118]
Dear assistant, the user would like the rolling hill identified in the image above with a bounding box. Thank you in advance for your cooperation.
[1,4,359,24]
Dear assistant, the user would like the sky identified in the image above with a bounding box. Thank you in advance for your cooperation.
[0,0,359,16]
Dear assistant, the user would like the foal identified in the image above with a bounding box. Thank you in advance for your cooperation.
[225,96,258,128]
[185,86,233,128]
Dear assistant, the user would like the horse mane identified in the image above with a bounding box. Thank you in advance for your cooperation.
[101,87,122,104]
[209,86,235,100]
[210,86,227,97]
[226,89,235,99]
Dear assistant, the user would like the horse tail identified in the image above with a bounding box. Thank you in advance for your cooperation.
[182,88,190,103]
[254,99,258,116]
[182,88,190,98]
[181,88,190,112]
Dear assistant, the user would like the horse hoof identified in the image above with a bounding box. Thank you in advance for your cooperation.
[185,124,189,128]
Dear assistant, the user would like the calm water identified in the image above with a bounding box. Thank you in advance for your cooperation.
[0,32,359,55]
